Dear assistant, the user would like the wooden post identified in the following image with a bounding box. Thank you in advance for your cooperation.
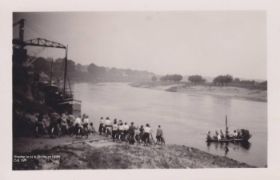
[19,19,25,48]
[63,45,68,96]
[49,59,53,85]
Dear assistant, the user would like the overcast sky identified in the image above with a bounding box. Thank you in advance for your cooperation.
[13,12,266,80]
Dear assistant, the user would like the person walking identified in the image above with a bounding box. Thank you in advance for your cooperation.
[123,122,129,141]
[104,117,112,136]
[128,122,136,144]
[74,115,82,136]
[112,121,119,141]
[143,124,151,146]
[156,125,165,145]
[118,123,125,141]
[98,117,104,135]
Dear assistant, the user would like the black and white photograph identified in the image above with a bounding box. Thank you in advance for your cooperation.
[11,11,267,170]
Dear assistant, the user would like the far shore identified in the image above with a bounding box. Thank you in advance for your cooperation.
[130,81,267,102]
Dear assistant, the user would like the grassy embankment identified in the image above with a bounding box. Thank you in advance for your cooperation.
[13,135,253,170]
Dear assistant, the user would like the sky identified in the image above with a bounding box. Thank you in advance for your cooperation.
[13,11,266,80]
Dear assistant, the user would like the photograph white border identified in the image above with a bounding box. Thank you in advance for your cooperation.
[1,0,280,179]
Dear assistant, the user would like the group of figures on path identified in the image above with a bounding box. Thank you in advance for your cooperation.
[98,117,165,146]
[34,112,95,138]
[33,112,166,146]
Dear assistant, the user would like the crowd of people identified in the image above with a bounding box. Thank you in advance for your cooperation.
[34,112,95,138]
[33,112,165,146]
[98,117,165,146]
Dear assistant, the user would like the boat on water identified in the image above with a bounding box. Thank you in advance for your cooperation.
[206,116,252,143]
[206,135,251,143]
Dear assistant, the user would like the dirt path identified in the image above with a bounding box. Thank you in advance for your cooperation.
[13,134,109,152]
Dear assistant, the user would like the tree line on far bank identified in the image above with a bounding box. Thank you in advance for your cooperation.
[31,56,154,84]
[29,55,267,90]
[153,74,267,90]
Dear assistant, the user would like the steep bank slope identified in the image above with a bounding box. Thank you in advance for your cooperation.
[13,136,253,169]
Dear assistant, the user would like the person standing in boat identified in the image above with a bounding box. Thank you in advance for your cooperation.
[216,130,221,141]
[233,130,238,138]
[207,131,211,141]
[220,129,225,139]
[215,130,219,140]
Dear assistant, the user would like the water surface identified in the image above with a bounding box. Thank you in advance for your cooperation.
[73,82,267,167]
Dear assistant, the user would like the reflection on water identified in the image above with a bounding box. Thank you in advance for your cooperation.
[206,141,251,157]
[73,82,267,167]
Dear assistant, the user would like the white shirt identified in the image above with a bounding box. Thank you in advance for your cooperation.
[61,115,67,123]
[119,125,124,131]
[217,134,221,140]
[68,115,75,123]
[144,126,151,133]
[112,124,118,131]
[74,117,81,125]
[83,118,89,124]
[123,124,129,130]
[105,119,112,126]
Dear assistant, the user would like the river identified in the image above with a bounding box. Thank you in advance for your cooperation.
[73,82,267,167]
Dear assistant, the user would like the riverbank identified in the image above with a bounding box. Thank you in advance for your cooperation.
[13,135,254,169]
[130,82,267,102]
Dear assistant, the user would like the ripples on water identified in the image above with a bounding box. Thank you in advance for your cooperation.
[73,82,267,167]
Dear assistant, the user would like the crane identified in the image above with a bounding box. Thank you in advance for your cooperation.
[13,18,68,96]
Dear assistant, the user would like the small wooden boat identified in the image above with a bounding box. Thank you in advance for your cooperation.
[206,136,251,143]
[206,116,252,143]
